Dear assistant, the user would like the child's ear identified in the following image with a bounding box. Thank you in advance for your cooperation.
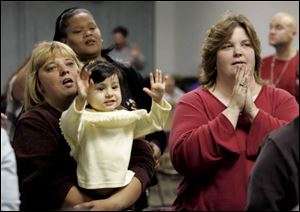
[61,38,67,44]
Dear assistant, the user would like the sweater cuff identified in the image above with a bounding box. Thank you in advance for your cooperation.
[73,97,87,113]
[152,98,172,111]
[131,166,149,192]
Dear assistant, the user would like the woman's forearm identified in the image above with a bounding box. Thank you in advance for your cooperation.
[72,177,143,211]
[109,176,142,210]
[61,186,92,210]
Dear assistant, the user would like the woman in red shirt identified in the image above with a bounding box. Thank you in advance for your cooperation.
[169,12,299,211]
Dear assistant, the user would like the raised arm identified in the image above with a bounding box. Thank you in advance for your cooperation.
[119,63,168,164]
[142,69,168,106]
[60,67,92,152]
[74,67,92,110]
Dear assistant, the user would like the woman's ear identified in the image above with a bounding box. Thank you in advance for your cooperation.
[37,80,44,94]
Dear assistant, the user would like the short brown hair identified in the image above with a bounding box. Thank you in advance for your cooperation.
[200,12,264,88]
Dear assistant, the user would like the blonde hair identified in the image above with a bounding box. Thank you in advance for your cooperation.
[200,12,264,88]
[24,41,82,110]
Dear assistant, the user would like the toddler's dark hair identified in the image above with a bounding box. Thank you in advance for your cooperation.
[83,61,123,83]
[82,61,125,105]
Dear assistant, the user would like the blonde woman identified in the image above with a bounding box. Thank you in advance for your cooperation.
[12,41,155,211]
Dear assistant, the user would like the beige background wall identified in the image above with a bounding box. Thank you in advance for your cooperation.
[155,1,299,77]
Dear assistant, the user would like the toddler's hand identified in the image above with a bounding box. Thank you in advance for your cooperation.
[143,69,168,104]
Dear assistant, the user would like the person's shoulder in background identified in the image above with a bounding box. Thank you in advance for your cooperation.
[1,128,20,211]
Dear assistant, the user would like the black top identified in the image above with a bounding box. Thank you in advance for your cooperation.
[246,116,299,211]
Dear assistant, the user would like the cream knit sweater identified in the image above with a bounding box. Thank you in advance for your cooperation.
[60,99,171,189]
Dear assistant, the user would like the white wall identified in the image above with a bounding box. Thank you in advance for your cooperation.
[154,2,176,74]
[155,1,299,77]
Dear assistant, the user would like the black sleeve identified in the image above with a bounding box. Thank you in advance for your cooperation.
[246,138,289,211]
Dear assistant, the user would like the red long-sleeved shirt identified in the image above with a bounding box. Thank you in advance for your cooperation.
[169,85,299,211]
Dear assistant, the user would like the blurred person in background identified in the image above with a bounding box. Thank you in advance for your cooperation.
[260,12,299,102]
[1,128,20,211]
[108,26,146,72]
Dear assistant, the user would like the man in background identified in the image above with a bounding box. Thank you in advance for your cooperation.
[260,12,299,102]
[108,26,145,72]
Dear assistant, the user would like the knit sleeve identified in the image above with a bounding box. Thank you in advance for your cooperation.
[133,99,171,138]
[60,99,86,156]
[246,87,299,157]
[12,110,76,210]
[120,62,168,154]
[128,139,155,191]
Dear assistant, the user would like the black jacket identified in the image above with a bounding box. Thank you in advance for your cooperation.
[246,116,299,211]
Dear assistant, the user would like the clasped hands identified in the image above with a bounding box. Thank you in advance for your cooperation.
[227,64,259,121]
